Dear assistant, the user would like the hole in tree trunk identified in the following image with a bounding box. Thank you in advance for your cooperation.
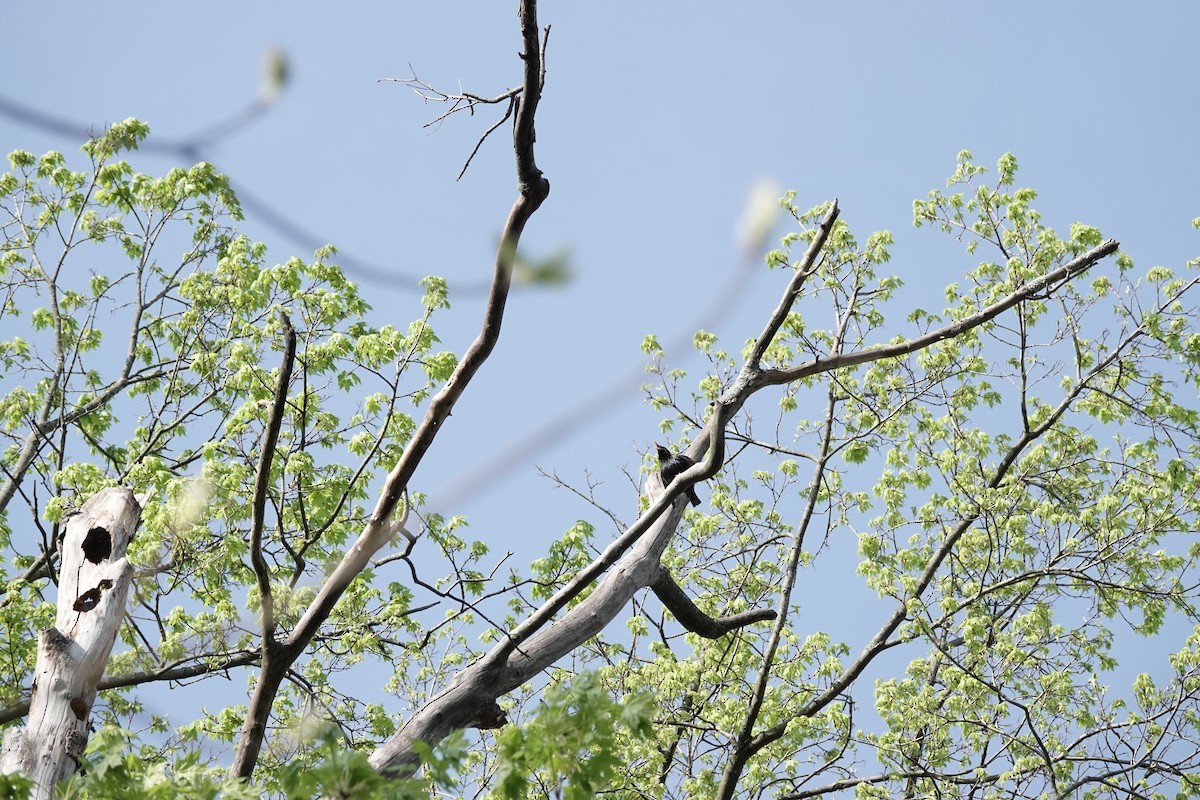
[82,527,112,563]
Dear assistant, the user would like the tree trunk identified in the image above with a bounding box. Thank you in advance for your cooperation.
[0,488,140,798]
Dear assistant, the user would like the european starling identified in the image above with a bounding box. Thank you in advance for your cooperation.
[655,443,702,507]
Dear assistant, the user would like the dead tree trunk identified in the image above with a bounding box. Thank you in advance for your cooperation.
[0,488,141,798]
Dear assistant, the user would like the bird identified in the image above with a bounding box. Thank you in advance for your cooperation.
[655,443,701,507]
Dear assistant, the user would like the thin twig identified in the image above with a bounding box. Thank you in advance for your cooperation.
[457,97,515,181]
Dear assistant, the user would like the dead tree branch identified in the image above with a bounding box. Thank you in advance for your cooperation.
[0,489,141,798]
[389,25,550,181]
[649,567,777,638]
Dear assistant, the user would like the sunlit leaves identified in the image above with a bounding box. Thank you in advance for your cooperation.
[0,121,477,774]
[627,149,1200,798]
[419,274,450,310]
[79,118,150,159]
[490,673,653,800]
[4,109,1200,799]
[527,521,595,605]
[7,150,35,170]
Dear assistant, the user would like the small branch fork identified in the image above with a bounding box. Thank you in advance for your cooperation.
[384,23,550,181]
[400,69,522,125]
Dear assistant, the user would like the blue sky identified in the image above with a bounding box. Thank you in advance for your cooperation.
[3,0,1199,746]
[4,3,1197,529]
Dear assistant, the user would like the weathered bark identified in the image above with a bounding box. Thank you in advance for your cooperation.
[0,488,140,798]
[369,472,691,775]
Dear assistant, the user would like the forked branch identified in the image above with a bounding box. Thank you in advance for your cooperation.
[387,22,551,181]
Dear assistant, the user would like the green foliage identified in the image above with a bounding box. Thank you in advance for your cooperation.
[527,521,595,604]
[489,673,654,799]
[0,121,470,775]
[58,727,258,800]
[512,246,571,286]
[276,728,466,799]
[53,725,467,800]
[4,119,1200,800]
[0,773,32,800]
[628,152,1200,797]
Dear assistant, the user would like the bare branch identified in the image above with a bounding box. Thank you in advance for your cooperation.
[249,311,296,644]
[754,238,1120,390]
[457,97,515,181]
[649,567,776,638]
[0,649,261,726]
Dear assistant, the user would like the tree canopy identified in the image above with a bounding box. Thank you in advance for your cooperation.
[2,2,1200,798]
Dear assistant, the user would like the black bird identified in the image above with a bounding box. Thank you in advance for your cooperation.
[655,443,701,507]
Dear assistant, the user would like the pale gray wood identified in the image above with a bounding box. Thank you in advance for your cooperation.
[0,488,140,798]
